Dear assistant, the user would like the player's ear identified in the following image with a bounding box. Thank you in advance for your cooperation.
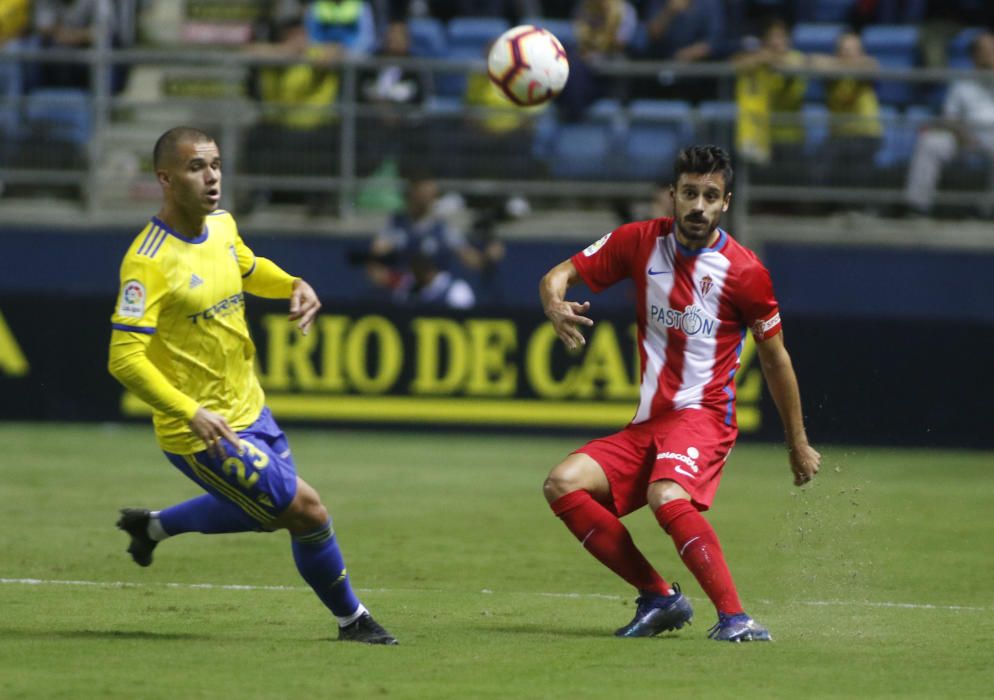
[156,169,170,188]
[722,192,732,212]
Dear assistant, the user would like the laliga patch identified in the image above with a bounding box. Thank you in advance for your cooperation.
[583,232,612,257]
[118,279,146,318]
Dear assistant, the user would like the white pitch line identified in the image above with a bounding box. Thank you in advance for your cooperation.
[1,578,989,612]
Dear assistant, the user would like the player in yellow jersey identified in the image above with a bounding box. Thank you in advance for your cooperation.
[109,126,396,645]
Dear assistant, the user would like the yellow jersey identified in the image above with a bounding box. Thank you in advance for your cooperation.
[110,210,297,453]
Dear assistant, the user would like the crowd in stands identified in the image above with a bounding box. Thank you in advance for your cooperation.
[3,0,994,219]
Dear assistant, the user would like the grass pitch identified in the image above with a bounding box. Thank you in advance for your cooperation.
[1,423,991,699]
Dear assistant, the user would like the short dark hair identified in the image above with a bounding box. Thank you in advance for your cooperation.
[153,126,214,169]
[673,145,734,191]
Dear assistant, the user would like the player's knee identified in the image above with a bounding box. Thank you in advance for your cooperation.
[646,479,691,511]
[543,466,580,503]
[296,488,328,529]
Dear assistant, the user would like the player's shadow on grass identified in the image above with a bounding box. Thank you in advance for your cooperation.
[1,628,210,641]
[477,623,691,640]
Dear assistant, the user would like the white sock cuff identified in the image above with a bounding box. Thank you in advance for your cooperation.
[336,603,368,628]
[147,511,170,542]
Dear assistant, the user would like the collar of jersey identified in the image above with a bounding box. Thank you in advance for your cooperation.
[151,216,208,244]
[675,228,727,257]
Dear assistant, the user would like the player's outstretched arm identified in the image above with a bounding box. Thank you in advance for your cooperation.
[289,278,321,335]
[756,332,821,486]
[540,259,593,351]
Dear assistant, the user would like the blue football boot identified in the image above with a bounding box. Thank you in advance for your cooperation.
[707,613,772,642]
[615,583,694,638]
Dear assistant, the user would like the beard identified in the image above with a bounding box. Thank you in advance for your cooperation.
[677,214,718,242]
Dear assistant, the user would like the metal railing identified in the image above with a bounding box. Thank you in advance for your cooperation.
[2,40,993,236]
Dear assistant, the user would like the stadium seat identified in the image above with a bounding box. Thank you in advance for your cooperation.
[697,101,737,151]
[520,18,576,50]
[0,44,23,139]
[436,18,508,98]
[874,105,933,169]
[548,120,614,180]
[424,95,462,115]
[621,100,693,181]
[802,103,830,157]
[861,25,920,106]
[408,17,447,57]
[792,23,846,54]
[796,0,857,23]
[792,24,845,102]
[947,27,983,70]
[445,17,509,58]
[25,88,91,145]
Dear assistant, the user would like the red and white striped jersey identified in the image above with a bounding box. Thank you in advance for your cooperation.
[571,218,782,428]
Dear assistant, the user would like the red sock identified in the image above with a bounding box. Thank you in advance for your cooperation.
[551,491,670,595]
[654,499,744,615]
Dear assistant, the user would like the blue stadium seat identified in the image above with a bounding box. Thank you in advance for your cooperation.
[25,88,91,145]
[697,101,737,150]
[873,105,933,169]
[446,17,509,58]
[408,17,447,57]
[802,103,830,156]
[792,24,845,101]
[622,100,693,181]
[796,0,857,23]
[436,18,509,98]
[792,23,846,54]
[0,45,22,139]
[861,25,919,106]
[424,95,462,115]
[548,120,614,179]
[947,27,983,70]
[520,18,576,50]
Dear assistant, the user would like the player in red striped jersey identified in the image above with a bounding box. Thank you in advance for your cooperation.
[540,145,821,642]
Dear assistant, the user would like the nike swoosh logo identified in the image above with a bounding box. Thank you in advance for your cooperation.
[648,268,671,275]
[674,466,697,479]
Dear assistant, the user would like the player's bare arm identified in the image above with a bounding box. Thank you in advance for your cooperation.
[756,332,821,486]
[540,259,593,350]
[188,407,242,460]
[289,279,321,335]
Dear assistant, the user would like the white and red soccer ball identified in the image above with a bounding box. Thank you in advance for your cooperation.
[487,25,569,107]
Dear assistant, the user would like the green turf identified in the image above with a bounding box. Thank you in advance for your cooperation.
[1,423,991,699]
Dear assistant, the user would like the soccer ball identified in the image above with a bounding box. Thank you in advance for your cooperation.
[487,25,569,107]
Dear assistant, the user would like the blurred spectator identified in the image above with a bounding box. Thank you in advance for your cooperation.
[849,0,924,27]
[356,20,429,174]
[639,0,724,62]
[0,1,30,45]
[365,175,500,309]
[430,41,546,181]
[417,0,539,24]
[636,0,725,101]
[820,32,882,185]
[243,0,376,213]
[557,0,637,120]
[917,1,994,69]
[732,17,806,168]
[34,0,128,90]
[904,31,994,216]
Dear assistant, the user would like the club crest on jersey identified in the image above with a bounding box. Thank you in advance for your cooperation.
[582,232,612,257]
[649,303,717,337]
[699,275,713,296]
[118,279,145,318]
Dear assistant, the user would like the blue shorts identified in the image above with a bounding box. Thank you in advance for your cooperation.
[164,407,299,526]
